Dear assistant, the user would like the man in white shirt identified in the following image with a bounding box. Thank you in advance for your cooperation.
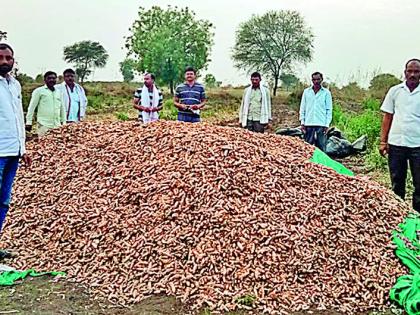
[0,43,31,260]
[56,69,88,123]
[380,59,420,211]
[299,72,333,151]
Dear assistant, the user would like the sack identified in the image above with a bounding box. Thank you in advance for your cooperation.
[325,136,354,158]
[275,127,304,138]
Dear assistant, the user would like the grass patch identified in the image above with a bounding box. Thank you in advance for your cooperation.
[332,98,387,170]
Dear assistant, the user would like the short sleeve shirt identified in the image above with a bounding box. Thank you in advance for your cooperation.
[175,82,206,115]
[381,82,420,147]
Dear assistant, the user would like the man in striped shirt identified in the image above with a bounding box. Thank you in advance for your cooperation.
[174,66,207,123]
[133,73,163,123]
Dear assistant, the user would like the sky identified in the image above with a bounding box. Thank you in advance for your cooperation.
[2,0,420,86]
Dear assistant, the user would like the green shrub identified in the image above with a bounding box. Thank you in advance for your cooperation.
[332,99,387,171]
[235,294,257,307]
[160,99,178,120]
[115,112,130,121]
[369,73,401,100]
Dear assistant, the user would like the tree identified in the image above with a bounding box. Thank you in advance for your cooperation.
[232,10,314,95]
[16,73,34,85]
[280,73,299,91]
[204,74,217,88]
[369,73,401,100]
[35,73,44,83]
[0,31,7,41]
[119,59,136,82]
[125,6,214,94]
[63,40,109,83]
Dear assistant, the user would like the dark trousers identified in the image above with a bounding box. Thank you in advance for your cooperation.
[304,126,327,151]
[0,157,20,233]
[245,120,267,133]
[177,112,200,123]
[388,145,420,212]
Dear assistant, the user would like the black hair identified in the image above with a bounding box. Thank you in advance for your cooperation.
[63,68,76,75]
[0,43,14,55]
[311,72,323,79]
[185,66,196,74]
[44,71,57,79]
[251,72,261,79]
[405,59,420,69]
[144,72,155,81]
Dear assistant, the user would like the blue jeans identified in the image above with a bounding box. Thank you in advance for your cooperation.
[304,126,327,152]
[177,112,201,123]
[0,157,19,233]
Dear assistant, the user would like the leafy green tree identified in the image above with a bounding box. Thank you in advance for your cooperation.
[0,31,7,41]
[232,10,314,95]
[35,73,44,83]
[16,73,34,85]
[125,6,214,94]
[63,40,109,83]
[204,73,217,88]
[280,73,299,91]
[119,59,136,82]
[369,73,401,100]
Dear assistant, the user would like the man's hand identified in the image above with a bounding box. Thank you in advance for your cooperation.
[144,107,151,113]
[379,143,389,157]
[191,105,199,111]
[301,125,306,133]
[25,125,32,132]
[323,127,328,134]
[22,154,31,167]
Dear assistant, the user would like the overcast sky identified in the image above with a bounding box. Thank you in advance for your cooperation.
[3,0,419,86]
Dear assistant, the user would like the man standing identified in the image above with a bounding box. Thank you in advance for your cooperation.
[174,66,206,123]
[380,59,420,212]
[56,69,88,123]
[25,71,66,136]
[0,43,30,259]
[239,72,272,133]
[299,72,333,151]
[133,73,163,123]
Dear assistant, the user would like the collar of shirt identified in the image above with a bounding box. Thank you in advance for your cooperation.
[311,85,326,91]
[0,74,12,84]
[399,81,420,94]
[184,81,197,87]
[43,85,56,92]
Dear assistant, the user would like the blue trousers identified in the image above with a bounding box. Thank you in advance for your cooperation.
[304,126,327,152]
[0,157,19,233]
[177,112,201,123]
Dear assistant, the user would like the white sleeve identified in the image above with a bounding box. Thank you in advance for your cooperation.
[380,87,396,114]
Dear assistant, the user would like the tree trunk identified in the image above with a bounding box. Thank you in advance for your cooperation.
[273,75,279,96]
[170,80,174,95]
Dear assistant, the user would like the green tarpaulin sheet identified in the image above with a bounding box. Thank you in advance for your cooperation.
[308,148,420,314]
[309,148,354,177]
[391,213,420,315]
[0,269,65,286]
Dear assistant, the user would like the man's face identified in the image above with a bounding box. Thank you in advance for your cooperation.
[251,76,261,88]
[64,73,75,85]
[312,74,323,87]
[405,61,420,86]
[143,74,153,88]
[185,71,196,82]
[0,48,14,75]
[44,74,57,88]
